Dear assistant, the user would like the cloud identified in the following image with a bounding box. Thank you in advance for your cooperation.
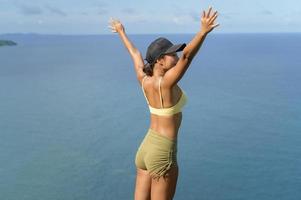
[219,12,239,20]
[96,3,108,15]
[121,8,138,15]
[98,8,108,15]
[172,15,193,25]
[18,4,43,16]
[16,3,67,17]
[45,5,67,17]
[260,10,273,15]
[190,11,200,22]
[117,7,147,23]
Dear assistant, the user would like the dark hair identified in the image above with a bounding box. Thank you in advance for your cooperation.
[143,37,186,76]
[143,54,165,76]
[143,62,154,76]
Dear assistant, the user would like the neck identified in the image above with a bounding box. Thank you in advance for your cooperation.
[153,65,166,77]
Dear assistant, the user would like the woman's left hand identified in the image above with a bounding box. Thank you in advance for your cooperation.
[200,6,219,35]
[108,17,125,33]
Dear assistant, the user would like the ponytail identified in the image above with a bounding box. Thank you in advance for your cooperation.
[143,62,154,76]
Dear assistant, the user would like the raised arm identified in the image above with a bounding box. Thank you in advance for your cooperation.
[108,18,145,83]
[164,6,219,87]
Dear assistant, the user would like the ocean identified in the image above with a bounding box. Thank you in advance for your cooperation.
[0,33,300,200]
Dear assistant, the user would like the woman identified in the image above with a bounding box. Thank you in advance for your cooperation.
[108,6,219,200]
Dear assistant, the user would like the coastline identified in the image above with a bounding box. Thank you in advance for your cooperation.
[0,40,17,46]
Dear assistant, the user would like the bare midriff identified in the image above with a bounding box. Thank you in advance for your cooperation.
[149,112,182,140]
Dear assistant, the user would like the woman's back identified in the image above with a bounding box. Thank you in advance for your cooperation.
[141,75,187,139]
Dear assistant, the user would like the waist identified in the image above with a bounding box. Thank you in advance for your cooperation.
[144,128,178,150]
[149,114,182,140]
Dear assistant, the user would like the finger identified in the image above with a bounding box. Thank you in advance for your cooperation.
[108,21,115,27]
[212,23,220,28]
[110,17,118,24]
[207,6,212,18]
[109,18,116,26]
[209,11,217,20]
[110,17,116,24]
[209,12,218,24]
[108,28,116,32]
[107,24,116,29]
[114,19,121,25]
[108,26,117,32]
[113,18,120,23]
[202,10,206,18]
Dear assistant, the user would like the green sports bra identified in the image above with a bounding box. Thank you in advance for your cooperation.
[141,76,187,116]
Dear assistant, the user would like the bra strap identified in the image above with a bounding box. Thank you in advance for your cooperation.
[141,76,150,104]
[159,76,164,108]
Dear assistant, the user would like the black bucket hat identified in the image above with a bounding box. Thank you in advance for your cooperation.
[145,37,186,65]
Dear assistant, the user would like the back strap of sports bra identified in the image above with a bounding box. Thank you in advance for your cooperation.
[141,76,164,108]
[158,76,163,108]
[141,76,150,105]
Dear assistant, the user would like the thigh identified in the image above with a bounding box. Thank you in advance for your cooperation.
[134,168,152,200]
[151,165,179,200]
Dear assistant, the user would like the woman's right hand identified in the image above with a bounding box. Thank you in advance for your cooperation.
[200,6,219,34]
[108,17,125,33]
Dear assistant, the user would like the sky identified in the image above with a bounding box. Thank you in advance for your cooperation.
[0,0,301,34]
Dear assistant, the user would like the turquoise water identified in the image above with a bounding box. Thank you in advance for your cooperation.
[0,33,300,200]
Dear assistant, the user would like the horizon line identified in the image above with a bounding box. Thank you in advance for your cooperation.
[1,31,301,36]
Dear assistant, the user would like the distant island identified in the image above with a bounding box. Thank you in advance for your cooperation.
[0,40,17,46]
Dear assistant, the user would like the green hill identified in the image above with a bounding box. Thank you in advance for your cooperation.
[0,40,17,46]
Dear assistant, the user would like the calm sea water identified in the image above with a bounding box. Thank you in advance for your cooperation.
[0,33,300,200]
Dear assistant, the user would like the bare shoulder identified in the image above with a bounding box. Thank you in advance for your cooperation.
[138,74,147,87]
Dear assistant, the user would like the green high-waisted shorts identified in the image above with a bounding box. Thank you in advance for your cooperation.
[135,128,178,180]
